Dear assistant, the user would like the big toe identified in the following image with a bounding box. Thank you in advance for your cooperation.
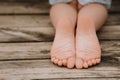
[67,57,75,69]
[76,58,83,69]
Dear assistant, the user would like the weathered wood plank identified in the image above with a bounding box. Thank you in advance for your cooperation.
[0,59,119,79]
[98,25,120,39]
[0,2,50,14]
[19,78,120,80]
[0,42,52,60]
[0,0,119,14]
[0,0,46,3]
[0,41,119,60]
[0,14,119,42]
[0,15,54,42]
[109,0,120,12]
[33,79,120,80]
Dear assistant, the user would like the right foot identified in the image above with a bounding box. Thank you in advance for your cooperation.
[51,20,75,68]
[76,17,101,69]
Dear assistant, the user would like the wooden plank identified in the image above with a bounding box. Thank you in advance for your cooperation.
[0,59,119,79]
[18,79,120,80]
[0,78,119,80]
[0,15,54,42]
[0,0,46,3]
[0,0,119,14]
[0,14,119,42]
[98,25,120,39]
[0,41,119,60]
[107,14,120,25]
[0,2,50,14]
[33,79,120,80]
[0,42,52,60]
[109,0,120,13]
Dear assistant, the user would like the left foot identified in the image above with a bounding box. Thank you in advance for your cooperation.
[76,17,101,69]
[50,19,76,68]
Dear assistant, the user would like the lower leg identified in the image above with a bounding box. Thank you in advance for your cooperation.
[50,2,77,68]
[76,3,108,69]
[78,3,108,30]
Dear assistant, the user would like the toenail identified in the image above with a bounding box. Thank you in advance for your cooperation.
[58,61,62,66]
[52,57,56,60]
[54,59,59,64]
[92,59,96,65]
[87,61,92,66]
[76,58,83,69]
[96,58,101,63]
[51,58,55,62]
[51,59,54,62]
[83,62,88,68]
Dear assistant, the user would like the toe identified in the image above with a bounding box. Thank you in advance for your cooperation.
[51,57,55,62]
[58,60,62,66]
[67,57,75,69]
[54,58,59,64]
[83,61,88,68]
[91,59,97,65]
[96,58,101,63]
[62,59,67,66]
[87,60,92,66]
[76,58,83,69]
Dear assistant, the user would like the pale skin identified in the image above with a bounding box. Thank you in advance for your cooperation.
[50,0,108,69]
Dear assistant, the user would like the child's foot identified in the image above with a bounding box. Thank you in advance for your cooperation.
[51,20,75,68]
[76,17,101,69]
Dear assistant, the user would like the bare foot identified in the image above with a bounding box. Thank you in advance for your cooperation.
[51,20,75,68]
[76,17,101,69]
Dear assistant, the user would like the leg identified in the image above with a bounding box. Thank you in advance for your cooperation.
[50,0,77,68]
[76,3,108,69]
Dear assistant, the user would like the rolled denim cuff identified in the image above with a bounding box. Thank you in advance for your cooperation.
[49,0,72,5]
[78,0,112,9]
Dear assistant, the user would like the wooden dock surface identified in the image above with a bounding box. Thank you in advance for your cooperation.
[0,0,119,80]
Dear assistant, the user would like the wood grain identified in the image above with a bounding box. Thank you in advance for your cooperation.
[0,0,119,80]
[0,59,119,79]
[0,41,119,60]
[0,14,119,42]
[0,2,50,14]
